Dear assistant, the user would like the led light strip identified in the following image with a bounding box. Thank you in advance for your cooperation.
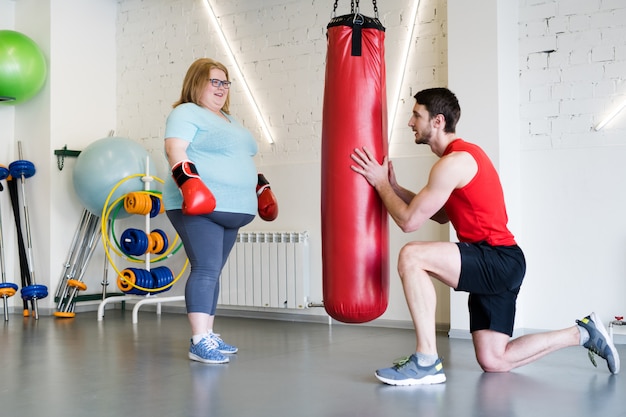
[203,0,275,144]
[204,1,421,144]
[595,98,626,131]
[388,0,421,141]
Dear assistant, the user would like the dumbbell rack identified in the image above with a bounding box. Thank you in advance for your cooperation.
[54,209,102,317]
[97,158,185,323]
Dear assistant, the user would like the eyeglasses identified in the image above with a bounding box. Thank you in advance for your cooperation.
[208,78,232,89]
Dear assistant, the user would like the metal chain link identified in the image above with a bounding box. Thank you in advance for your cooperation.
[57,154,65,171]
[332,1,378,18]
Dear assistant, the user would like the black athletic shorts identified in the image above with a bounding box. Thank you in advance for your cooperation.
[455,241,526,337]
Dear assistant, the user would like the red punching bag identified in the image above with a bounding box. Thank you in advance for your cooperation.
[321,7,389,323]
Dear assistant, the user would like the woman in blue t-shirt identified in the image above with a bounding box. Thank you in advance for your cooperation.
[164,58,257,364]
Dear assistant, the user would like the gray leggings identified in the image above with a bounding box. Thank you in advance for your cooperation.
[166,210,254,315]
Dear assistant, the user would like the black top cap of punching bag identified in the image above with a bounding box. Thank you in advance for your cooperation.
[327,14,385,57]
[327,14,385,31]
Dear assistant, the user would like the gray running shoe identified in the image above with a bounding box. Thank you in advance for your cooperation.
[375,354,446,386]
[576,312,620,374]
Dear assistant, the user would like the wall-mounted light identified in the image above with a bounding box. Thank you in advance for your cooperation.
[203,0,275,144]
[388,0,421,141]
[595,98,626,131]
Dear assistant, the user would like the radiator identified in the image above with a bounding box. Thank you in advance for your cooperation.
[218,231,310,309]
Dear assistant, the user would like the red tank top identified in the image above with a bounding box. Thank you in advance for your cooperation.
[443,139,516,246]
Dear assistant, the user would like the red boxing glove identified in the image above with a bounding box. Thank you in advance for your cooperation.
[256,173,278,221]
[172,160,216,215]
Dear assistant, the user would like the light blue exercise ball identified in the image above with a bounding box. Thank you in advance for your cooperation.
[73,137,158,217]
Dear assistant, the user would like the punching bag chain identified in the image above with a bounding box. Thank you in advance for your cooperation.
[332,0,379,18]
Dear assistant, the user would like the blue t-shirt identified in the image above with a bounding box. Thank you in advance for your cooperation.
[163,103,258,214]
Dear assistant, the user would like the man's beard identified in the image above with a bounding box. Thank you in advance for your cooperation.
[414,129,431,145]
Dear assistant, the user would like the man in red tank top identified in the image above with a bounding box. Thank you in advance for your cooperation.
[350,87,619,385]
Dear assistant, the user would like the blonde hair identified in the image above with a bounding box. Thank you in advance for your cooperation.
[173,58,230,114]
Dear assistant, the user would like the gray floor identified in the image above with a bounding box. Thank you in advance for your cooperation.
[1,310,624,417]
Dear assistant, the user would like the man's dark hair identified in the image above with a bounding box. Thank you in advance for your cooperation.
[414,88,461,133]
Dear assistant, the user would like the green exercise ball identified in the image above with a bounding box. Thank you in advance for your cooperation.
[0,30,47,105]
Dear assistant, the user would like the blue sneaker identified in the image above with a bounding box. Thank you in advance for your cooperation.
[189,336,229,364]
[375,354,446,386]
[576,312,620,374]
[210,333,238,354]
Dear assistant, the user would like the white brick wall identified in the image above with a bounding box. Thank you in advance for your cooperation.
[113,0,448,315]
[116,2,626,159]
[519,0,626,148]
[2,0,624,325]
[115,0,447,171]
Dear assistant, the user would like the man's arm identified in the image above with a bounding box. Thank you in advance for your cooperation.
[350,147,474,233]
[387,160,414,204]
[389,161,450,224]
[388,160,449,224]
